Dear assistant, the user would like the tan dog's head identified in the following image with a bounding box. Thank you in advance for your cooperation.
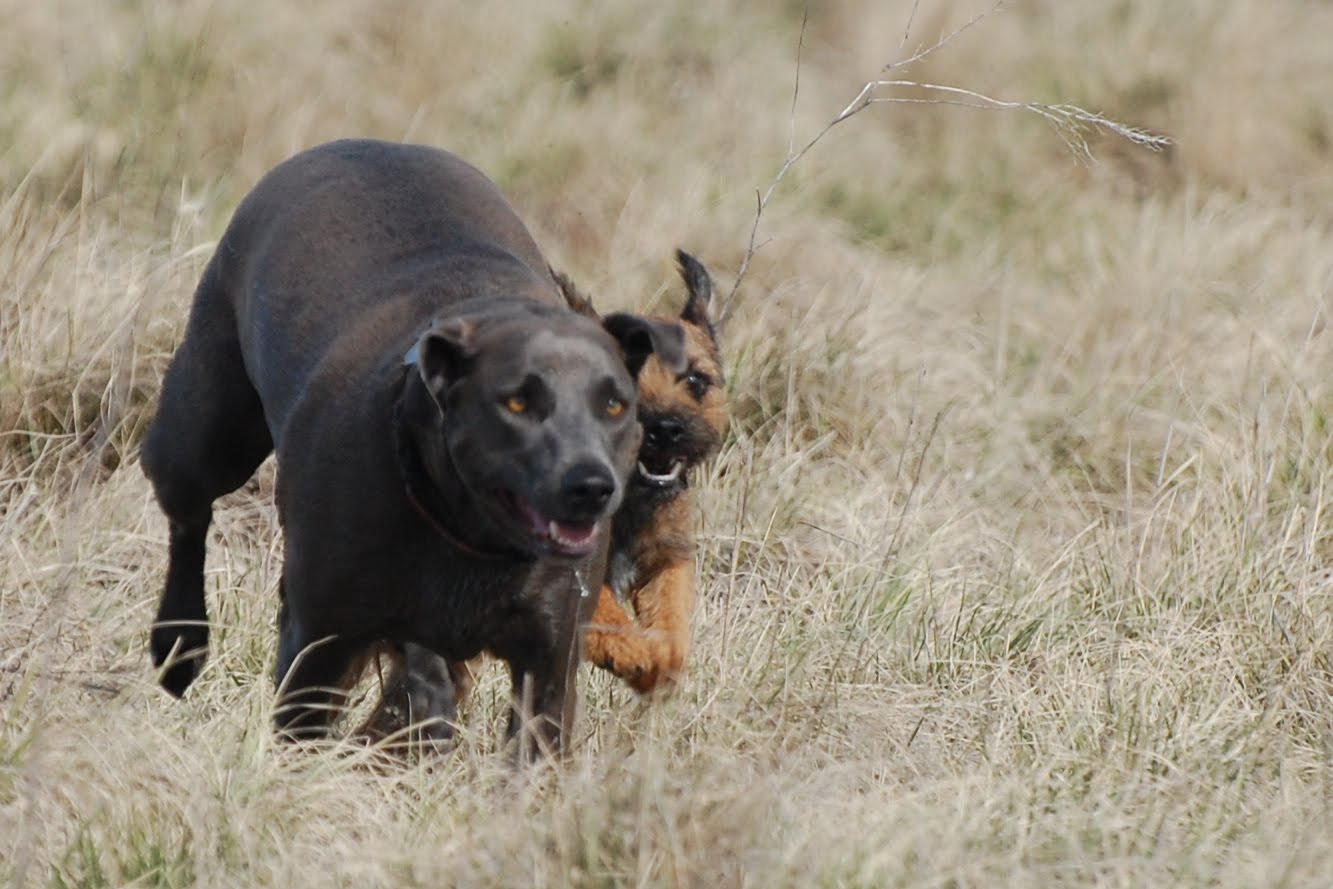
[553,250,727,489]
[631,250,726,488]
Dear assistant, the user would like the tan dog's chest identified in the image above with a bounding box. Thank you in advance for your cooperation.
[608,549,640,602]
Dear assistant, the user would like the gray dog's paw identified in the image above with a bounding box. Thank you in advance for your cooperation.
[151,624,209,698]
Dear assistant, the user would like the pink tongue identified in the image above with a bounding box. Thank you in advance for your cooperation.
[549,520,597,548]
[514,498,596,551]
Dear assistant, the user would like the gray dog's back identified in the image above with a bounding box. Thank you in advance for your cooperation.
[215,139,558,442]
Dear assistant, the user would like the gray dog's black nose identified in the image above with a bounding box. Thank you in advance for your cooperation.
[561,463,616,515]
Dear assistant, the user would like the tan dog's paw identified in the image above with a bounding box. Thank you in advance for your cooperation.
[627,636,685,696]
[586,626,650,681]
[586,626,682,695]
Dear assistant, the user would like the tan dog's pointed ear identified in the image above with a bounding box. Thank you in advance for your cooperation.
[602,314,686,378]
[413,318,476,399]
[551,266,599,319]
[675,249,713,329]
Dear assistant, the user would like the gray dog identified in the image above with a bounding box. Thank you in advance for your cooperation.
[141,138,683,754]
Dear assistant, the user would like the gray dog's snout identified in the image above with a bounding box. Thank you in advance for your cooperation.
[560,462,616,516]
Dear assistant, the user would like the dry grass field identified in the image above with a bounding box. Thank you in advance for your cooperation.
[4,0,1333,885]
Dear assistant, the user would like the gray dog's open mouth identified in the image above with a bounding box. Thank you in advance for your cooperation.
[504,494,600,557]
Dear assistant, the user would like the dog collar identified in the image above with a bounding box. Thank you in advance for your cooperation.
[392,398,523,563]
[401,476,516,561]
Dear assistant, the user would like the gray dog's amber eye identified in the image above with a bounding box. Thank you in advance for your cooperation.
[505,395,527,414]
[605,396,626,418]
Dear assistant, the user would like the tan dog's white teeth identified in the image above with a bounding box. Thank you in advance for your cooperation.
[637,460,685,484]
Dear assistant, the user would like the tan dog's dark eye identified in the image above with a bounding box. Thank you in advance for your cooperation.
[605,397,626,418]
[684,371,711,401]
[505,395,527,414]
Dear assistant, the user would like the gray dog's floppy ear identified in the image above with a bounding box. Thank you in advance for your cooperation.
[602,313,687,378]
[675,249,713,329]
[413,318,476,398]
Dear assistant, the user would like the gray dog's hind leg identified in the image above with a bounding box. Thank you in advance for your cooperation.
[141,260,273,697]
[272,595,365,740]
[358,643,464,753]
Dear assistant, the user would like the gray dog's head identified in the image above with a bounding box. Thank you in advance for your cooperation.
[404,305,684,558]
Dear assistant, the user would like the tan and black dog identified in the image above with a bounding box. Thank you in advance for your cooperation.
[141,139,682,755]
[580,250,727,694]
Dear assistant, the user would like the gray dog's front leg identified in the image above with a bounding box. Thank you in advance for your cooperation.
[503,562,601,760]
[505,663,565,762]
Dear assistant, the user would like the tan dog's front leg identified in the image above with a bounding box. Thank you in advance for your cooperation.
[584,584,653,684]
[626,560,694,694]
[585,560,696,695]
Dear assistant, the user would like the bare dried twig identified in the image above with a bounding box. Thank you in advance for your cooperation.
[847,81,1172,159]
[887,2,998,75]
[901,0,922,47]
